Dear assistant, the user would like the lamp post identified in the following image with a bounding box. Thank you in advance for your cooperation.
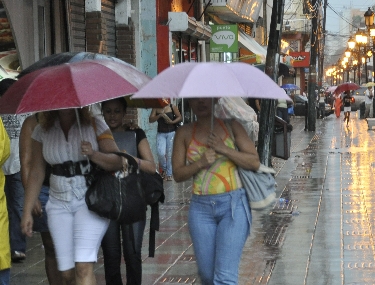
[355,29,368,84]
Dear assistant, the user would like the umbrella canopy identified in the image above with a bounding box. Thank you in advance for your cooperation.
[363,82,375,87]
[326,86,337,93]
[17,52,168,109]
[0,60,151,114]
[132,62,291,101]
[280,83,300,90]
[334,82,360,95]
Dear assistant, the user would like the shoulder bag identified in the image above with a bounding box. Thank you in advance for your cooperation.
[85,152,147,224]
[225,120,276,210]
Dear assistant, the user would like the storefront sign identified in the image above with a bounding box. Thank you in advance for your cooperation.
[290,52,310,67]
[210,25,238,53]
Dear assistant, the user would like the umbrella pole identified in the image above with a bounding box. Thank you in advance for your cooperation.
[211,98,214,131]
[75,109,91,166]
[75,109,84,141]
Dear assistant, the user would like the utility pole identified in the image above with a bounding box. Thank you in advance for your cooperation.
[318,0,327,88]
[258,0,285,166]
[307,0,318,131]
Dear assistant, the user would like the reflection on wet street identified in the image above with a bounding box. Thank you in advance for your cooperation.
[240,114,375,285]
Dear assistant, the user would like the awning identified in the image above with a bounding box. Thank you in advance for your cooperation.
[168,12,212,42]
[238,30,267,64]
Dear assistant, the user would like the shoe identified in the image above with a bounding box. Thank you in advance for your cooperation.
[11,251,26,262]
[160,171,165,179]
[166,176,173,181]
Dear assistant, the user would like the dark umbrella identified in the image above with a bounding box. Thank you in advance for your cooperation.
[334,82,360,95]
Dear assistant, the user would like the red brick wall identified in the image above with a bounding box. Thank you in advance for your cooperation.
[116,24,136,66]
[86,11,107,53]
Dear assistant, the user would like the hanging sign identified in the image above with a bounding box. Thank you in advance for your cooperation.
[210,25,238,53]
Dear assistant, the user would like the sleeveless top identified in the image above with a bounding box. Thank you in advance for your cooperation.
[186,120,242,195]
[157,111,176,133]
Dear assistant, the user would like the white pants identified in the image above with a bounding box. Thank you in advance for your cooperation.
[46,195,109,271]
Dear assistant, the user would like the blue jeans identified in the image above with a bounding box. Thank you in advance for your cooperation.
[101,219,146,285]
[32,185,50,232]
[0,269,10,285]
[188,188,251,285]
[156,131,175,176]
[4,172,26,253]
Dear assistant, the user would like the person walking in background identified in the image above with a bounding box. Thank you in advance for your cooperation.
[101,98,156,285]
[19,114,62,285]
[21,108,122,285]
[334,93,342,118]
[276,98,289,123]
[246,98,261,121]
[0,118,11,285]
[172,97,260,284]
[364,86,373,118]
[1,112,31,262]
[149,104,181,181]
[343,91,352,126]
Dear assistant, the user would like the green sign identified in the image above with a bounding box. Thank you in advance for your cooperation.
[210,25,238,53]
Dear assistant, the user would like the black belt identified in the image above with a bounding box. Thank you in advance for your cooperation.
[51,160,92,178]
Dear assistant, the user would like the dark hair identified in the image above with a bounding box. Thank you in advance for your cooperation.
[101,97,127,112]
[0,78,16,96]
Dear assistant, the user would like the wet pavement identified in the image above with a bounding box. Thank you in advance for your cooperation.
[10,113,375,284]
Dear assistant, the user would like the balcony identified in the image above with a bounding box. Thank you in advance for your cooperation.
[204,0,262,23]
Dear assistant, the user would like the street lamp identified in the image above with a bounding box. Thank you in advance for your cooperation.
[354,29,368,84]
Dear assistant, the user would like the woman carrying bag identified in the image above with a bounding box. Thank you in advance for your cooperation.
[172,97,260,284]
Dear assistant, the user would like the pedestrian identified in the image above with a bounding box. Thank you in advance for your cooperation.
[0,111,31,262]
[334,93,342,118]
[149,103,182,181]
[172,98,260,284]
[342,91,352,126]
[101,98,156,285]
[21,108,122,285]
[364,86,373,118]
[276,98,289,123]
[19,114,62,285]
[0,118,11,285]
[246,98,261,121]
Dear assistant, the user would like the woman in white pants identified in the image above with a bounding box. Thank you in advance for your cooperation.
[21,108,122,285]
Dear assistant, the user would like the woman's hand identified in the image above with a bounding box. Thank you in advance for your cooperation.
[32,200,43,218]
[21,212,34,237]
[81,141,94,156]
[199,148,216,168]
[207,132,227,154]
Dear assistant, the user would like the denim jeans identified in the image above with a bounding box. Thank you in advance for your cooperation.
[156,131,175,176]
[0,269,10,285]
[4,172,26,253]
[188,188,251,285]
[101,219,146,285]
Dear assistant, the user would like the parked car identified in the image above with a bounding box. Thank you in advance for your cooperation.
[293,94,333,117]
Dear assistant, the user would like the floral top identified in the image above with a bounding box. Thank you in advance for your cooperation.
[186,120,242,195]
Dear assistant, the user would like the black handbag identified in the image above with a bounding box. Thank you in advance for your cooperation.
[85,152,147,224]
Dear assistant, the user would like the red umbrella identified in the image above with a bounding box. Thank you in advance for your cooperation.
[16,52,169,109]
[0,60,157,114]
[334,82,360,95]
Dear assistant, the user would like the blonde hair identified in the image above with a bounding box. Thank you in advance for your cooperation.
[39,107,92,130]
